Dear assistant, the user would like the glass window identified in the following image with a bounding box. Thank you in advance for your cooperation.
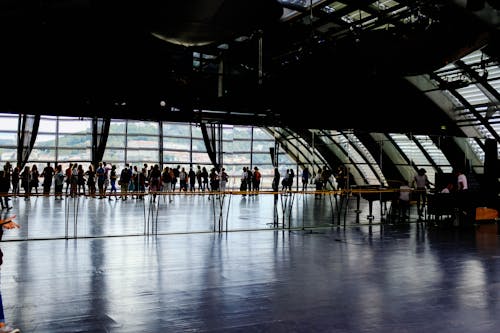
[106,135,126,148]
[109,121,126,134]
[126,149,159,163]
[163,137,191,151]
[127,120,159,135]
[0,116,18,131]
[34,134,57,148]
[38,116,57,133]
[58,118,91,134]
[191,152,211,164]
[102,148,125,163]
[163,122,190,136]
[127,135,159,149]
[58,134,91,148]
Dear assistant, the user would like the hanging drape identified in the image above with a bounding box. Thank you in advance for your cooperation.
[91,117,110,167]
[17,114,40,169]
[200,123,220,170]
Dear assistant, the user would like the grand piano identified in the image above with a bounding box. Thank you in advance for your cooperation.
[350,185,398,223]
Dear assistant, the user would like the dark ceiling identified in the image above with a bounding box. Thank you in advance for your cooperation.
[0,0,499,135]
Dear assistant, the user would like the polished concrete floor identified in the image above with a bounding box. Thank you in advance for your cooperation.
[0,191,499,332]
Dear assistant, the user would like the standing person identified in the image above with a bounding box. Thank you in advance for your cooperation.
[161,166,172,201]
[29,164,39,196]
[0,166,11,210]
[454,168,469,224]
[108,165,117,200]
[10,166,19,198]
[64,163,72,195]
[288,169,295,191]
[171,165,180,192]
[149,164,161,201]
[219,167,229,192]
[0,214,20,333]
[119,164,131,200]
[85,164,96,198]
[77,164,86,196]
[178,167,188,192]
[455,168,468,192]
[41,162,54,196]
[412,168,432,221]
[201,167,209,192]
[246,167,253,194]
[301,167,310,191]
[96,162,106,199]
[53,164,65,200]
[252,167,261,194]
[196,165,202,191]
[272,167,280,192]
[188,167,196,192]
[335,165,347,190]
[20,166,31,201]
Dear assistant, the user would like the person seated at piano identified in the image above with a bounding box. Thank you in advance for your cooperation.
[440,183,454,194]
[399,181,411,221]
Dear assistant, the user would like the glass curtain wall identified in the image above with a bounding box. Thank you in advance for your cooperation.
[0,114,294,191]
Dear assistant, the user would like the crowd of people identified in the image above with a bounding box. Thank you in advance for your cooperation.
[0,161,357,207]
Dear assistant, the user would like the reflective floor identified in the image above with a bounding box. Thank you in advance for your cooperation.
[0,192,499,332]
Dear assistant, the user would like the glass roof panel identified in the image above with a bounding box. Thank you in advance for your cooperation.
[372,0,400,10]
[413,135,452,173]
[456,84,489,105]
[343,9,372,23]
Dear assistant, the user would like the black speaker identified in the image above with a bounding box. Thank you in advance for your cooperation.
[484,138,498,178]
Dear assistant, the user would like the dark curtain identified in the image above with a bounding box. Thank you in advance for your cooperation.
[91,117,110,167]
[200,123,220,170]
[17,114,40,169]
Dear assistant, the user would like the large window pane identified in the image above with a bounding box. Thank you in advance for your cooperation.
[127,121,159,135]
[0,132,17,146]
[58,134,91,148]
[34,134,57,148]
[191,152,211,164]
[127,149,159,163]
[107,135,126,148]
[163,122,190,136]
[127,135,159,149]
[103,149,125,163]
[0,149,16,162]
[164,137,191,150]
[0,116,18,131]
[109,121,126,134]
[59,118,91,134]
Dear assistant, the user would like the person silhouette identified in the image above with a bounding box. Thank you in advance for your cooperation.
[0,214,20,333]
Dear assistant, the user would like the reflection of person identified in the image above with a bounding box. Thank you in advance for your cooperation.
[0,214,20,333]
